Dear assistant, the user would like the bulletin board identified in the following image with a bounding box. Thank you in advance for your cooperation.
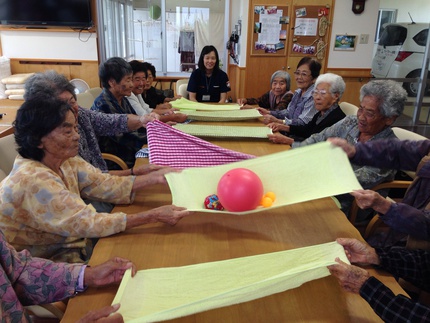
[289,5,330,60]
[250,5,289,56]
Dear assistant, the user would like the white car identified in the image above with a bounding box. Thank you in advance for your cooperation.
[371,22,429,96]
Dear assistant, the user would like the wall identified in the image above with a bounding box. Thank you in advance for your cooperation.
[328,0,380,68]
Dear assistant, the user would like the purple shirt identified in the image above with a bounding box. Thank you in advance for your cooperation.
[0,230,81,321]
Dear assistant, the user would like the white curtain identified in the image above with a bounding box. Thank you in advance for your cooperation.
[195,13,225,64]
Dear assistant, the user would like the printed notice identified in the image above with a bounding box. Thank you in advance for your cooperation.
[293,18,318,36]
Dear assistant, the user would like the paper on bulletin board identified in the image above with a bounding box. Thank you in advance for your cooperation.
[258,12,282,44]
[112,241,349,322]
[165,141,362,214]
[294,18,318,36]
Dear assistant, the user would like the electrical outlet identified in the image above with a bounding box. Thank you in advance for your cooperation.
[359,34,369,44]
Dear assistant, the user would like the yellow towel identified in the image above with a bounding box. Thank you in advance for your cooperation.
[165,141,362,214]
[112,241,349,322]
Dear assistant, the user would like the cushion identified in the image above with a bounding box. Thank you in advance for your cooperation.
[0,57,11,99]
[5,89,25,95]
[1,73,34,85]
[6,83,25,90]
[8,94,24,100]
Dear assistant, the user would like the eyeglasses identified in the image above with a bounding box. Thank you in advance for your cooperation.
[147,74,154,79]
[357,107,380,119]
[312,89,328,96]
[293,71,311,78]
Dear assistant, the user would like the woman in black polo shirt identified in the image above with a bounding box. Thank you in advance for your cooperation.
[187,45,230,103]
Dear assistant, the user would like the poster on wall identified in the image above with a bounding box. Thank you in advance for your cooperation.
[334,35,357,51]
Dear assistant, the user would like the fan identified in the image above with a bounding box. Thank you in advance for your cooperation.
[70,78,90,94]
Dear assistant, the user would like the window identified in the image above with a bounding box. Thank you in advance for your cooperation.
[98,0,229,76]
[375,9,397,43]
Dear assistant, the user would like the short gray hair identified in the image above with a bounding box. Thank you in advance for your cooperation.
[360,80,407,117]
[270,70,291,91]
[24,70,76,101]
[315,73,345,100]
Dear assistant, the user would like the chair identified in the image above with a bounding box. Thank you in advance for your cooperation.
[349,127,428,225]
[85,87,103,99]
[102,153,128,170]
[177,83,189,99]
[339,101,359,116]
[0,134,17,177]
[76,92,95,109]
[175,79,189,97]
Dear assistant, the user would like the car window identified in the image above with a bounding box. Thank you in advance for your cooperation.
[413,29,429,46]
[378,25,407,46]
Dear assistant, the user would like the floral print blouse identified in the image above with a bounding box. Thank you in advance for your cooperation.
[0,229,81,322]
[0,155,134,259]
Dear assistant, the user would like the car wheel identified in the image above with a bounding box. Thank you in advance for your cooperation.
[403,70,429,97]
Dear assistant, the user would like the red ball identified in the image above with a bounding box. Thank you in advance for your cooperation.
[217,168,264,212]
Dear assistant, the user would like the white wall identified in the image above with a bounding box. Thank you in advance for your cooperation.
[328,0,380,68]
[1,30,98,60]
[230,0,248,67]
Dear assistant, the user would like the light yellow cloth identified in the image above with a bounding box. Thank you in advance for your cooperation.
[165,141,362,214]
[182,109,262,121]
[112,241,349,322]
[172,124,272,138]
[171,97,240,111]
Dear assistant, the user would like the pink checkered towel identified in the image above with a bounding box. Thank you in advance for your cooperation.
[146,120,255,168]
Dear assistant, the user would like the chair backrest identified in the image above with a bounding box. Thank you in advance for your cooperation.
[175,79,189,96]
[392,127,428,141]
[339,101,359,116]
[178,83,189,99]
[85,87,103,99]
[77,92,95,109]
[392,127,428,179]
[0,134,18,176]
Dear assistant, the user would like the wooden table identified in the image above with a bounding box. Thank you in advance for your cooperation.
[0,106,18,138]
[62,120,407,322]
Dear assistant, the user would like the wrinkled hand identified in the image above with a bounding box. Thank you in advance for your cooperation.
[77,304,123,323]
[350,190,392,214]
[132,164,168,176]
[139,113,159,127]
[172,113,188,123]
[267,133,293,145]
[262,114,281,125]
[267,122,288,132]
[335,238,380,265]
[257,107,270,115]
[84,257,136,287]
[153,205,190,225]
[237,98,247,105]
[328,258,370,294]
[327,138,356,158]
[145,167,181,185]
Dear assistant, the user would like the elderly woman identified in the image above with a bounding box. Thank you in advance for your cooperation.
[128,60,187,124]
[294,80,407,217]
[0,95,189,262]
[91,57,150,169]
[25,70,157,177]
[142,61,178,109]
[258,57,321,126]
[266,73,346,145]
[237,70,293,111]
[0,225,135,321]
[329,137,430,245]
